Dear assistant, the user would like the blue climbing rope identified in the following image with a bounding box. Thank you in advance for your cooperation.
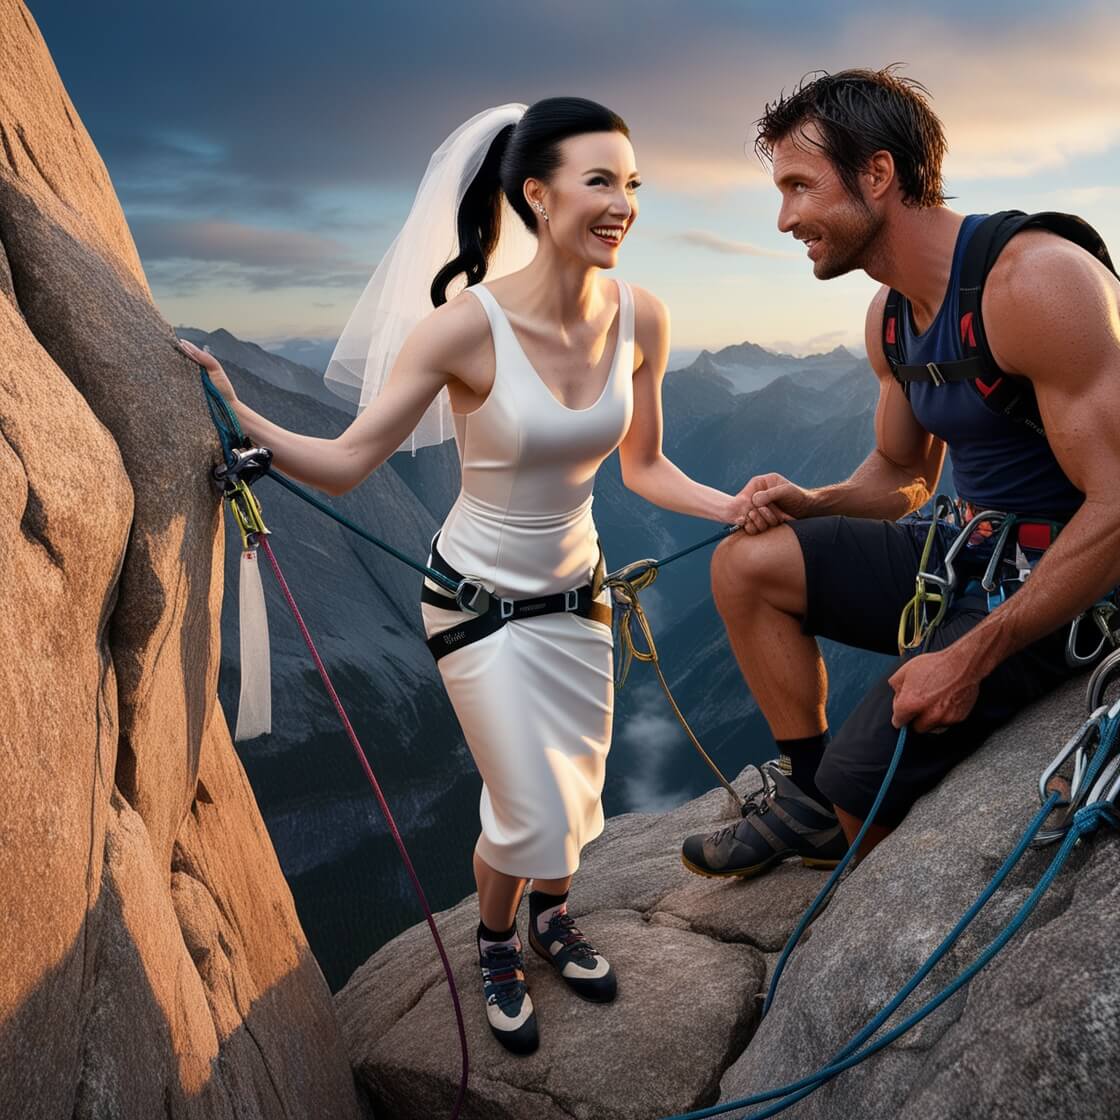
[661,708,1120,1120]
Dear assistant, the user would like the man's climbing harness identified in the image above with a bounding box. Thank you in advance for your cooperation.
[896,496,1119,663]
[660,648,1120,1120]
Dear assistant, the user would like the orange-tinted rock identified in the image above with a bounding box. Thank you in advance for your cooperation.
[0,3,362,1115]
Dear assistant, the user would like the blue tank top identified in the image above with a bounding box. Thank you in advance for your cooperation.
[901,213,1083,520]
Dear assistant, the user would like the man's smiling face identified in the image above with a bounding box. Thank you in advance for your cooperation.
[771,120,884,281]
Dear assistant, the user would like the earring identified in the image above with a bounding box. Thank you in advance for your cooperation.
[532,201,549,222]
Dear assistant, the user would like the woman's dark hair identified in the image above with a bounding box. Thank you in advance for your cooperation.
[430,97,629,306]
[753,65,947,209]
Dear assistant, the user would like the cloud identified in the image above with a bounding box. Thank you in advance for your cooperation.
[132,218,372,295]
[674,230,799,258]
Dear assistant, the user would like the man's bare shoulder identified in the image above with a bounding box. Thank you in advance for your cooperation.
[983,229,1119,376]
[986,229,1115,313]
[863,284,893,380]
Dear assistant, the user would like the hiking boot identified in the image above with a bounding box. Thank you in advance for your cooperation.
[479,942,539,1054]
[529,912,617,1003]
[681,761,848,879]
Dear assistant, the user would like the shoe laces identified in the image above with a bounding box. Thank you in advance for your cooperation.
[543,913,598,962]
[480,944,527,1011]
[707,760,779,844]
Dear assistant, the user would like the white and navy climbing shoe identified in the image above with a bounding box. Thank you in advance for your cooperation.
[529,912,617,1003]
[681,760,848,879]
[479,942,539,1055]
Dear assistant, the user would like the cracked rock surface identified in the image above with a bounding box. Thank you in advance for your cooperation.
[721,675,1120,1119]
[1,4,361,1116]
[339,675,1120,1118]
[336,767,827,1118]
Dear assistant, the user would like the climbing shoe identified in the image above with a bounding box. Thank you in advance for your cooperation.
[529,912,617,1003]
[681,760,848,879]
[479,942,539,1054]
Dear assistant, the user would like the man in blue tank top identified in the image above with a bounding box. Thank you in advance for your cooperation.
[681,66,1120,880]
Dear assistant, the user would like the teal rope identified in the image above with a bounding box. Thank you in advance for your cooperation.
[198,367,740,596]
[763,724,908,1014]
[662,713,1120,1120]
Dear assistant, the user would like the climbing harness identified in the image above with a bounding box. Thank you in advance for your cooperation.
[896,496,1119,666]
[662,661,1120,1120]
[419,532,612,663]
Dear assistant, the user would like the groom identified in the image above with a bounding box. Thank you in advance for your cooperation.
[681,66,1120,878]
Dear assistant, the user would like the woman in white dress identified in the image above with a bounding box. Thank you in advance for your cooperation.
[182,98,750,1055]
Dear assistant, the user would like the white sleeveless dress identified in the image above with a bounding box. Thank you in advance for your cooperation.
[420,278,635,879]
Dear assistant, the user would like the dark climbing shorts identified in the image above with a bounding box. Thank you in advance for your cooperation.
[788,514,1080,828]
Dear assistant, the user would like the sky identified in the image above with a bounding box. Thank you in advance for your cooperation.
[25,0,1120,359]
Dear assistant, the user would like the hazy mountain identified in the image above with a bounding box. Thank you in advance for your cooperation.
[260,334,340,375]
[179,326,345,410]
[686,340,859,395]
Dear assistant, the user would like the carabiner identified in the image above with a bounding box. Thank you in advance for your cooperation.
[1067,603,1120,670]
[1087,645,1120,710]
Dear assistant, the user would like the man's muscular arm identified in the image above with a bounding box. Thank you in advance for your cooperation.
[746,286,945,531]
[891,233,1120,730]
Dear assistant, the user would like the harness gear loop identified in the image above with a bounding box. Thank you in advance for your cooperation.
[604,556,745,811]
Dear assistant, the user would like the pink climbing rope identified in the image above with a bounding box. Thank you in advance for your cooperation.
[254,533,469,1118]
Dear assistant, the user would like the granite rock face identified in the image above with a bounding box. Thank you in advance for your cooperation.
[0,3,361,1115]
[340,674,1120,1118]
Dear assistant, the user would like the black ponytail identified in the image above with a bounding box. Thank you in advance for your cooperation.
[430,124,514,307]
[430,97,629,307]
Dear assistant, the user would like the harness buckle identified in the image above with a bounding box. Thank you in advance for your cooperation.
[455,579,490,616]
[500,597,515,620]
[926,362,946,387]
[564,589,579,612]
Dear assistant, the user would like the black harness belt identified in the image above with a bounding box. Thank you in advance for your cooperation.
[420,533,612,663]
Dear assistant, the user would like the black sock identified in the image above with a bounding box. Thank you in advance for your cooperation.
[478,919,518,945]
[776,731,830,805]
[528,889,569,934]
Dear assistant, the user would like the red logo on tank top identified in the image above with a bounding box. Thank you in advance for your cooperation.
[885,317,896,345]
[960,312,977,348]
[974,377,1004,398]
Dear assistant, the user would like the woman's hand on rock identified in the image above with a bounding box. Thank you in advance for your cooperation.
[178,338,237,405]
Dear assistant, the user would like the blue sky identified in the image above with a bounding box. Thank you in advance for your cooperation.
[27,0,1120,356]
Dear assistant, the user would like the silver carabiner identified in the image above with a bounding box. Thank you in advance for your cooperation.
[1087,646,1120,711]
[1032,705,1111,847]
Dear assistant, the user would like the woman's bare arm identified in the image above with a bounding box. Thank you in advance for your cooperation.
[617,285,747,524]
[181,294,488,497]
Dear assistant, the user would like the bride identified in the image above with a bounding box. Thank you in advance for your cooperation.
[181,97,749,1055]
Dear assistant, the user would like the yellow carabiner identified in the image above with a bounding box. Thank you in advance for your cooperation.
[227,478,270,552]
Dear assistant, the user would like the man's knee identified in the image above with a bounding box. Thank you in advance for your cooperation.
[710,525,807,618]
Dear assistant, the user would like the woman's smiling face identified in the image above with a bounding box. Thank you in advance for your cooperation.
[526,130,641,265]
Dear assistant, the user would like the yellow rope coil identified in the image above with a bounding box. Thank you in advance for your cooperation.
[606,563,743,807]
